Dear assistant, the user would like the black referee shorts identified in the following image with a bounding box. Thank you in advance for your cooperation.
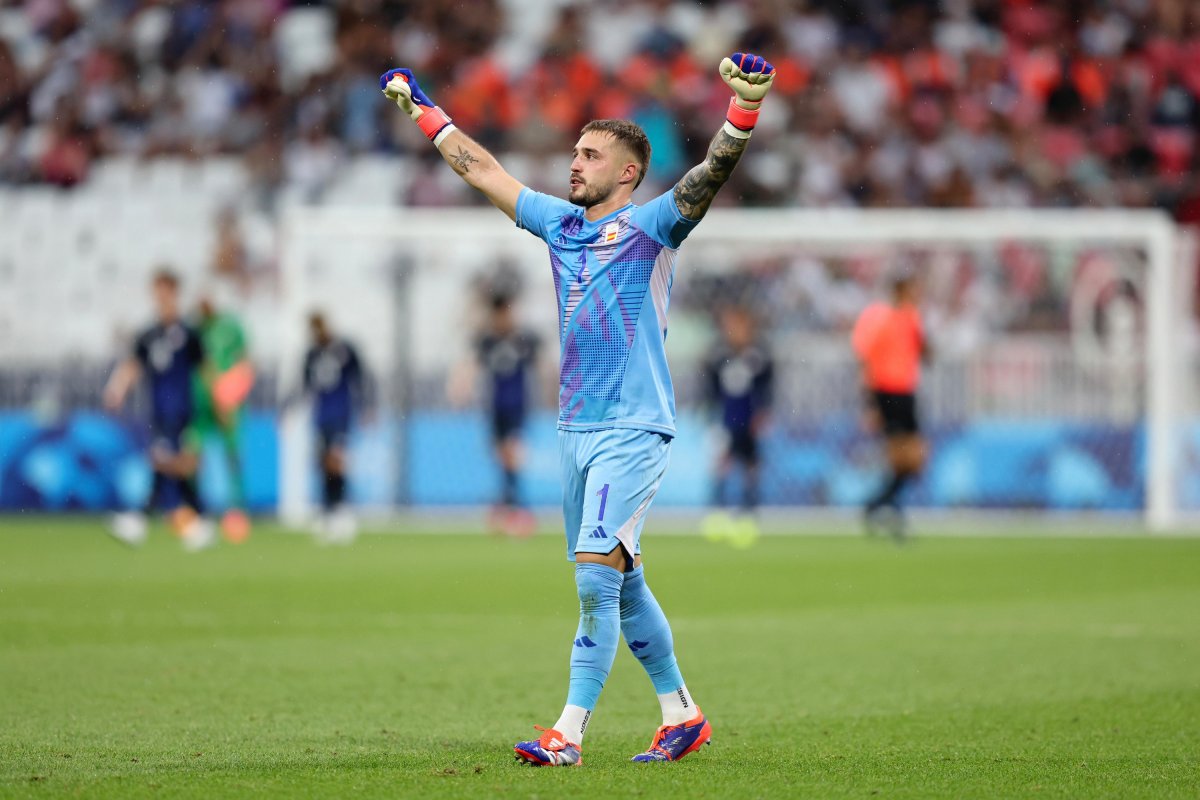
[872,391,920,437]
[725,428,760,465]
[491,409,525,442]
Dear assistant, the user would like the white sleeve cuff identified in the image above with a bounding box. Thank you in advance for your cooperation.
[432,124,458,148]
[722,121,752,140]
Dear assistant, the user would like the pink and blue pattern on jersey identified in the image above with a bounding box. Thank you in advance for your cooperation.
[515,187,697,436]
[560,219,658,413]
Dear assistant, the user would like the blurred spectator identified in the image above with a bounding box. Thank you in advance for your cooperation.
[285,120,342,202]
[37,99,92,186]
[209,207,253,292]
[0,0,1195,219]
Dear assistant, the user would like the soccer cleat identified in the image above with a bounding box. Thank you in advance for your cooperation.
[513,725,582,767]
[169,505,199,538]
[728,515,761,550]
[864,504,906,542]
[326,508,359,545]
[486,504,508,535]
[107,512,147,547]
[701,511,734,543]
[180,517,216,552]
[502,507,536,539]
[631,710,712,762]
[220,509,251,544]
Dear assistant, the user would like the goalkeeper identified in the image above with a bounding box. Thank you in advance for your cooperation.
[382,52,775,765]
[187,293,254,543]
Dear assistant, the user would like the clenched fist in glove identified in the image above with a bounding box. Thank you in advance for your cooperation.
[718,53,775,139]
[380,68,456,145]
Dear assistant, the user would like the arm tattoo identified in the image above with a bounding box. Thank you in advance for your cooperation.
[449,146,480,174]
[672,129,749,221]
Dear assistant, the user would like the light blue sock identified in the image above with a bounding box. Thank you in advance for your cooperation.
[620,565,686,694]
[565,563,624,711]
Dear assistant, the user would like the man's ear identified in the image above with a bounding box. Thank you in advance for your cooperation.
[618,161,639,187]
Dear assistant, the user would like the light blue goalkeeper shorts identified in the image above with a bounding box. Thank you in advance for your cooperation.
[559,428,671,563]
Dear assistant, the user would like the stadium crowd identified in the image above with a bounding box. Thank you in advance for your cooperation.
[0,0,1198,220]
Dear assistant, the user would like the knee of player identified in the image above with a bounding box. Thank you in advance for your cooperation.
[573,562,624,600]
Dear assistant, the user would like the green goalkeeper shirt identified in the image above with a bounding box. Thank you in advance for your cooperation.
[201,313,246,373]
[192,312,247,421]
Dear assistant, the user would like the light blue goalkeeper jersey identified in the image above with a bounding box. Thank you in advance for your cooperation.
[516,187,698,437]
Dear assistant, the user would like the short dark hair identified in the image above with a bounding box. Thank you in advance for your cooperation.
[152,267,179,289]
[580,119,651,189]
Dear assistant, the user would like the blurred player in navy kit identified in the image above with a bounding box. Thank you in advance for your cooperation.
[702,305,774,547]
[452,290,542,537]
[302,311,371,544]
[103,268,213,550]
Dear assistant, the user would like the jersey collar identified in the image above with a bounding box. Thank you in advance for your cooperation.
[581,201,633,226]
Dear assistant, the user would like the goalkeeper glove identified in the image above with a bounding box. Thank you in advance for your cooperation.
[719,52,775,139]
[380,68,456,145]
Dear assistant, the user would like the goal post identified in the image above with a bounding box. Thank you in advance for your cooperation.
[688,208,1183,531]
[279,206,1191,532]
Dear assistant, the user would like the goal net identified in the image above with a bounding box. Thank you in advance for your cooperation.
[278,206,1195,531]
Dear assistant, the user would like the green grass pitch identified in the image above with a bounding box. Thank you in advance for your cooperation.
[1,518,1198,799]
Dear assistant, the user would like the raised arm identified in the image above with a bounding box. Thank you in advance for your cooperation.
[673,53,776,221]
[673,128,752,222]
[381,68,524,221]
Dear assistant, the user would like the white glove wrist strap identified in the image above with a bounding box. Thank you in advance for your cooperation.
[432,124,458,148]
[722,121,752,140]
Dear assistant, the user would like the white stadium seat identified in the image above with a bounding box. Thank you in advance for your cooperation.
[274,7,336,90]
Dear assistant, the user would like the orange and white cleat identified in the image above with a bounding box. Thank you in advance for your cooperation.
[502,507,537,539]
[180,516,216,553]
[513,725,582,767]
[220,509,251,544]
[169,505,198,538]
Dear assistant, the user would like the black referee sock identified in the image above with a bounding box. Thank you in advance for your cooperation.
[179,478,202,514]
[143,472,166,515]
[743,469,760,512]
[324,472,346,510]
[711,476,726,508]
[501,468,518,507]
[868,471,909,512]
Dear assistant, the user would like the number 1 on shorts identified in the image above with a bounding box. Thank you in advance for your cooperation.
[597,483,610,522]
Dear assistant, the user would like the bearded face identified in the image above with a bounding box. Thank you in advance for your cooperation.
[568,131,637,208]
[568,173,619,207]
